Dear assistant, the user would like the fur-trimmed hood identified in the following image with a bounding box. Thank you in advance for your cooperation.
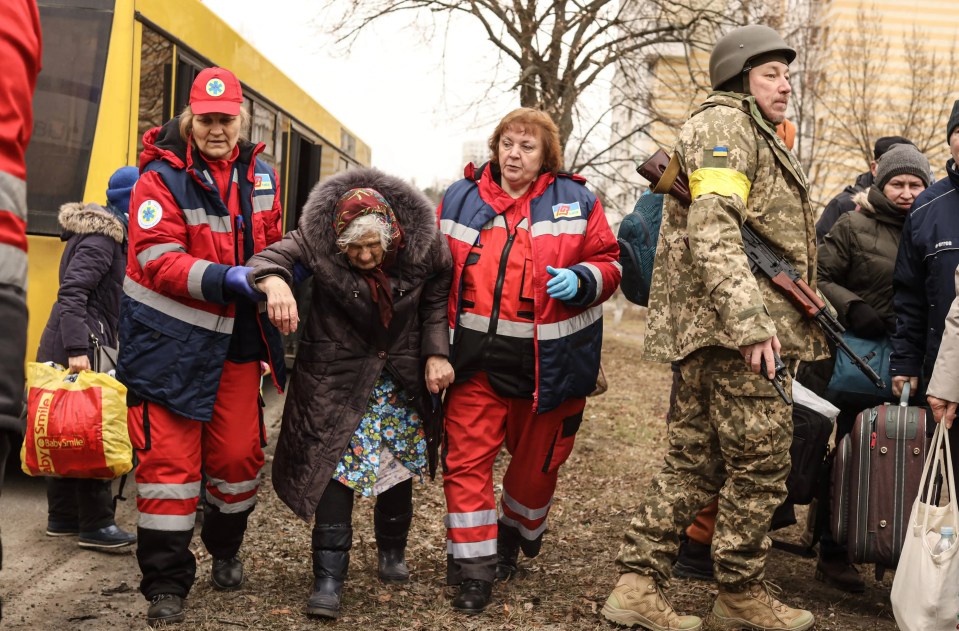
[58,202,125,243]
[298,167,438,267]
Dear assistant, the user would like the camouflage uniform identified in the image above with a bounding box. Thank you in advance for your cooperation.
[616,92,829,589]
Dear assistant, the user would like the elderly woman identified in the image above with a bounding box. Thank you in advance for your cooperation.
[437,107,621,612]
[248,169,453,619]
[815,142,930,592]
[117,67,286,626]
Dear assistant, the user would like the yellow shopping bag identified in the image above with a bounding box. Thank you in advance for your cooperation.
[20,362,132,479]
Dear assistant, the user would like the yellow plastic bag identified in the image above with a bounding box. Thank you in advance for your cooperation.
[20,362,132,479]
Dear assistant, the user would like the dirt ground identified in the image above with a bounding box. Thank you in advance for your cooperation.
[0,304,901,630]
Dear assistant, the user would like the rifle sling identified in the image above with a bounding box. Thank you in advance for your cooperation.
[652,152,681,196]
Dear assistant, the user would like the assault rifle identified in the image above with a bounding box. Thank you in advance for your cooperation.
[636,149,886,392]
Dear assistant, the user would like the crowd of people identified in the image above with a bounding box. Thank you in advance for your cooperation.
[4,8,959,631]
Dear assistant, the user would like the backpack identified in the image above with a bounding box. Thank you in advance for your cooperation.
[617,191,664,306]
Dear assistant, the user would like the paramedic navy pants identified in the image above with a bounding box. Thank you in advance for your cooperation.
[442,371,585,584]
[128,360,265,599]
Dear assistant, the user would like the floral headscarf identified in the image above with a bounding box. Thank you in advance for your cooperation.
[333,188,402,246]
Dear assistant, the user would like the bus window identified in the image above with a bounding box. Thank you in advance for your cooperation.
[26,3,113,235]
[138,26,174,157]
[251,101,278,168]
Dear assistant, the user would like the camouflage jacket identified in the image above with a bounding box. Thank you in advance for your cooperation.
[643,92,829,363]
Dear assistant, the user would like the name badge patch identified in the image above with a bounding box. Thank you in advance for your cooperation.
[254,174,273,191]
[137,200,163,229]
[552,201,582,218]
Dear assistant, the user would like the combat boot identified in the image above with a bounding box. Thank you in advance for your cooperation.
[495,522,522,581]
[712,581,814,631]
[672,536,714,581]
[814,557,864,593]
[602,572,703,630]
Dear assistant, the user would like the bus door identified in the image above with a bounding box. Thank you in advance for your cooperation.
[280,128,321,360]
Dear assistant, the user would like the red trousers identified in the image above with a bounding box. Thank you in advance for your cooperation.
[442,372,585,583]
[127,360,264,598]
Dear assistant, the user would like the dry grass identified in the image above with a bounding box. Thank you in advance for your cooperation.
[181,306,899,630]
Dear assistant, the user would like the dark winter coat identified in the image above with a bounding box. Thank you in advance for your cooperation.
[248,168,452,520]
[816,170,872,243]
[818,188,905,334]
[37,203,125,367]
[892,160,959,380]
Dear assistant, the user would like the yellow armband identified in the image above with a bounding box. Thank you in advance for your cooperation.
[689,168,751,204]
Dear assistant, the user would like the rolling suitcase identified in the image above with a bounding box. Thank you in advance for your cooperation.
[831,383,932,578]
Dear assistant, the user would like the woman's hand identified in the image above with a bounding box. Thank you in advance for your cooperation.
[928,395,958,429]
[67,355,91,373]
[425,355,454,394]
[257,275,299,335]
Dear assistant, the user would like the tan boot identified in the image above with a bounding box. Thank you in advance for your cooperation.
[601,572,703,630]
[712,582,814,631]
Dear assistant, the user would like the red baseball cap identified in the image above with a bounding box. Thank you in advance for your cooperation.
[189,67,243,115]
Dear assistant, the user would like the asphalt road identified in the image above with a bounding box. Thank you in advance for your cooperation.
[0,387,286,630]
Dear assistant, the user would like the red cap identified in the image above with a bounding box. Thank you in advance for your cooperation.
[189,67,243,115]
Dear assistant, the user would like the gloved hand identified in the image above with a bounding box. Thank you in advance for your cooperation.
[292,262,313,285]
[846,301,886,339]
[546,265,579,301]
[224,266,266,302]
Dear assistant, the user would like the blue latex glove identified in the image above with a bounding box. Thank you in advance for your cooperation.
[292,262,313,284]
[224,266,265,301]
[546,265,579,301]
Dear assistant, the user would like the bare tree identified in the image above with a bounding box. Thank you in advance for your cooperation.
[320,0,735,175]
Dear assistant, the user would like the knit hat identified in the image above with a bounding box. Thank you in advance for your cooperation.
[948,99,959,143]
[874,143,931,190]
[873,136,913,160]
[105,166,140,216]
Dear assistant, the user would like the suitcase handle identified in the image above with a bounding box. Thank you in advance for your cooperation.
[899,381,911,406]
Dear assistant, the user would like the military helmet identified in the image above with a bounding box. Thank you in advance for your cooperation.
[709,25,796,90]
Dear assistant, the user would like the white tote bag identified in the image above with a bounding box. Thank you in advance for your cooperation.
[891,423,959,630]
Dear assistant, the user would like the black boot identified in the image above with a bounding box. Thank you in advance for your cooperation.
[452,579,493,613]
[495,522,521,581]
[211,556,244,590]
[672,534,714,581]
[374,507,411,583]
[306,524,351,619]
[147,594,185,625]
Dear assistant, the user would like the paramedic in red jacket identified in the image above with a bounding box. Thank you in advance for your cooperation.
[438,107,621,613]
[116,67,285,626]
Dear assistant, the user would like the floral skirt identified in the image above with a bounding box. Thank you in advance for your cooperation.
[332,371,426,496]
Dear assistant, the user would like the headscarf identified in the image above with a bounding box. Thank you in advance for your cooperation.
[333,187,405,329]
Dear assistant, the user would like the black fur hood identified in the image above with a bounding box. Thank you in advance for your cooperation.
[297,167,438,267]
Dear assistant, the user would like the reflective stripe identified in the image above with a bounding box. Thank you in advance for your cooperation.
[689,167,751,204]
[580,262,603,301]
[137,243,186,268]
[253,194,274,213]
[484,215,507,230]
[0,171,27,221]
[444,509,498,529]
[531,218,587,238]
[123,276,235,334]
[459,312,534,338]
[441,219,479,245]
[537,305,602,341]
[499,513,548,541]
[207,472,261,496]
[139,511,196,531]
[502,490,552,520]
[206,492,257,514]
[0,243,27,287]
[446,538,497,559]
[187,259,214,300]
[182,207,232,233]
[138,481,202,500]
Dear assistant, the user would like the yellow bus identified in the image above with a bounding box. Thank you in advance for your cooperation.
[26,0,371,360]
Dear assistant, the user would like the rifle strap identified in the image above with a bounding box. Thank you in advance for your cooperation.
[652,152,681,196]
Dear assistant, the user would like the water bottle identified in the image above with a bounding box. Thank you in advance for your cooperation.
[933,526,956,555]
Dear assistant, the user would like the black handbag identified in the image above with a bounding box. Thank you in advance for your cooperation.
[90,332,119,373]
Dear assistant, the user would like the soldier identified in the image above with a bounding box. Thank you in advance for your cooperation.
[601,25,828,631]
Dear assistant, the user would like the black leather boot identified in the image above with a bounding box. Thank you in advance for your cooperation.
[495,522,521,581]
[374,507,412,583]
[211,556,244,590]
[451,579,493,613]
[306,524,352,619]
[147,594,185,625]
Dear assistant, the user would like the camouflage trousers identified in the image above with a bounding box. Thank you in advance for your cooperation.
[616,346,792,589]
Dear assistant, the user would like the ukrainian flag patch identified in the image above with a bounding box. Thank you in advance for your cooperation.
[712,146,728,157]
